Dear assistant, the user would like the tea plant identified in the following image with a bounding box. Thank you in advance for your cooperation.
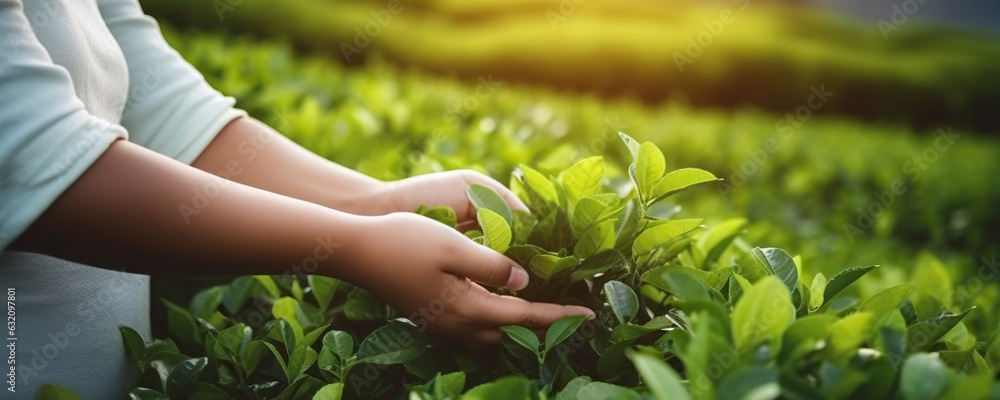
[85,134,998,400]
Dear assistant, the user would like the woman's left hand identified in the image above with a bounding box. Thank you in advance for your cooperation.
[386,169,529,229]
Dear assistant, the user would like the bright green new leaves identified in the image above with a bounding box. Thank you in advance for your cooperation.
[312,383,345,400]
[859,285,914,322]
[618,132,641,159]
[529,254,579,281]
[635,142,666,201]
[518,165,558,205]
[648,168,721,205]
[575,220,616,258]
[416,204,459,228]
[827,312,874,359]
[808,273,827,312]
[467,184,513,226]
[477,208,512,254]
[627,351,691,400]
[605,280,639,325]
[750,247,798,292]
[561,156,605,205]
[731,276,794,351]
[632,219,702,255]
[272,297,304,345]
[571,193,619,233]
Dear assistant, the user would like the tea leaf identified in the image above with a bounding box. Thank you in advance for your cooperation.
[574,219,615,258]
[312,383,345,400]
[501,325,541,357]
[605,280,639,325]
[467,184,513,226]
[900,354,948,400]
[561,156,605,205]
[627,351,691,400]
[356,321,428,365]
[618,132,642,160]
[545,315,588,354]
[823,265,878,304]
[648,168,721,205]
[732,276,794,351]
[478,208,512,254]
[165,357,208,396]
[632,219,703,255]
[322,330,354,360]
[750,247,798,292]
[635,142,666,201]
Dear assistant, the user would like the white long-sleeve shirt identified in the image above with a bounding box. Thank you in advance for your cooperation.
[1,0,245,248]
[0,0,245,398]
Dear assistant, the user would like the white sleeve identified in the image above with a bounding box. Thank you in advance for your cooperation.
[0,0,128,251]
[97,0,247,164]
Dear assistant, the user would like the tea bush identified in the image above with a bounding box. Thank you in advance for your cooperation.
[99,134,998,399]
[39,26,1000,400]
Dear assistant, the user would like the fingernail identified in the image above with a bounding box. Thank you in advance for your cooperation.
[507,267,529,290]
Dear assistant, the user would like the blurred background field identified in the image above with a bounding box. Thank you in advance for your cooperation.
[142,0,999,329]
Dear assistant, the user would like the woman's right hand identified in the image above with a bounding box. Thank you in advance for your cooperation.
[343,212,595,343]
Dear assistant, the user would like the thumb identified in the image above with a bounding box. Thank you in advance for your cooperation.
[446,241,530,290]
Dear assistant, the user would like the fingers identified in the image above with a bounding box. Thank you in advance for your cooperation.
[458,171,530,213]
[444,242,529,290]
[478,294,595,329]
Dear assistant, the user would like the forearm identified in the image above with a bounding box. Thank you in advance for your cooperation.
[10,139,372,282]
[192,116,394,215]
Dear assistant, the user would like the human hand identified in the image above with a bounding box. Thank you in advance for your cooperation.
[342,212,594,343]
[386,169,528,230]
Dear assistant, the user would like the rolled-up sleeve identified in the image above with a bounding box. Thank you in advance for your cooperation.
[97,0,246,165]
[0,0,128,251]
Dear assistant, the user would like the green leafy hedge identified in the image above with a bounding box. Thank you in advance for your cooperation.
[159,27,1000,279]
[140,0,1000,131]
[99,134,997,399]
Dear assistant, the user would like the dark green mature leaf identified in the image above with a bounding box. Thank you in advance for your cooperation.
[545,315,588,353]
[186,382,229,400]
[641,267,711,303]
[222,276,258,314]
[467,184,513,226]
[38,384,84,400]
[732,276,794,351]
[561,156,605,205]
[162,300,198,344]
[900,353,948,400]
[605,280,639,325]
[750,247,798,292]
[906,307,975,353]
[356,321,429,365]
[285,345,318,382]
[715,367,780,400]
[165,357,208,397]
[570,249,630,281]
[823,265,878,304]
[322,330,354,360]
[628,351,691,400]
[501,325,541,358]
[478,208,512,253]
[120,326,147,371]
[632,219,703,255]
[128,388,168,400]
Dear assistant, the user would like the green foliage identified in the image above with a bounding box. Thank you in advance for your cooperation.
[98,134,1000,400]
